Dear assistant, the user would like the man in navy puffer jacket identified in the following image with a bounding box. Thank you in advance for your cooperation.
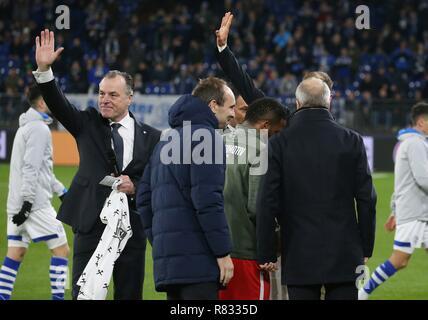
[137,77,235,300]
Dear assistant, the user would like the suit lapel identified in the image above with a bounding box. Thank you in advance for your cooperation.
[92,114,119,174]
[123,113,148,173]
[90,112,149,175]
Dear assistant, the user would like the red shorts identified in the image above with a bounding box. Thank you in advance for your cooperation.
[219,258,270,300]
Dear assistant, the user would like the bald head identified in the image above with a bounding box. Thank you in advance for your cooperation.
[295,78,331,109]
[303,71,333,90]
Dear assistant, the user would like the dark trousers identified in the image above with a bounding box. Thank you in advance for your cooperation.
[287,282,357,300]
[72,215,146,300]
[167,282,219,300]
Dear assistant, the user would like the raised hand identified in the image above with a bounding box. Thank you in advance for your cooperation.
[215,12,234,48]
[35,29,64,72]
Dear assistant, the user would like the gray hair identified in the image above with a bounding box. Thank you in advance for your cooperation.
[103,70,134,96]
[295,78,331,108]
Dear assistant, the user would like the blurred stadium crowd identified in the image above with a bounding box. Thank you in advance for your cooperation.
[1,0,428,132]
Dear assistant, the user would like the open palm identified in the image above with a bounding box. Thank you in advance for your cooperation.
[215,12,234,47]
[35,29,64,72]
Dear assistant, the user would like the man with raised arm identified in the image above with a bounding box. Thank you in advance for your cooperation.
[32,29,161,300]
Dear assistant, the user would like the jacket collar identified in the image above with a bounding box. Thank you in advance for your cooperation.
[397,128,427,141]
[289,106,334,125]
[19,107,53,127]
[109,112,133,130]
[96,111,144,175]
[235,123,255,131]
[168,94,219,129]
[123,113,148,173]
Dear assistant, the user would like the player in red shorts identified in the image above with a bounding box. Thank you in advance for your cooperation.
[219,258,271,300]
[220,97,288,300]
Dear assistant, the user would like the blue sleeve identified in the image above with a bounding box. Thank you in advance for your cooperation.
[190,130,232,257]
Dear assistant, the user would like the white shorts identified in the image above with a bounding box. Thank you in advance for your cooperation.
[393,220,428,254]
[7,206,68,250]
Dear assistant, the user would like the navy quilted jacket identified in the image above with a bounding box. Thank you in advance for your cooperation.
[137,94,232,291]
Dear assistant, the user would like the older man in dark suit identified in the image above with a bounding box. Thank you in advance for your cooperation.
[33,29,161,300]
[257,77,377,300]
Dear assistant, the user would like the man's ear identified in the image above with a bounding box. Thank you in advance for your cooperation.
[261,120,270,129]
[35,98,45,112]
[254,120,269,130]
[208,100,217,114]
[417,116,428,127]
[35,99,42,111]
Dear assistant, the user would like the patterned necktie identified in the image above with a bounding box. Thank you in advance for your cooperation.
[111,123,123,172]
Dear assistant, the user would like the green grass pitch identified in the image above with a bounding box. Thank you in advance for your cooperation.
[0,164,427,300]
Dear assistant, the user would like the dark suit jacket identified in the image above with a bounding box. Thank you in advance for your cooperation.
[257,107,377,286]
[37,79,161,236]
[215,46,265,104]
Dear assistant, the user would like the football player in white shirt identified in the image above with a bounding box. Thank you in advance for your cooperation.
[0,85,69,300]
[359,102,428,300]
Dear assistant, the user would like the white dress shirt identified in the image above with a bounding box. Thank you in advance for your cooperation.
[110,113,134,171]
[32,67,55,83]
[218,44,227,52]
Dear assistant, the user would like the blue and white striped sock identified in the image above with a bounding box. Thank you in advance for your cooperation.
[0,257,21,300]
[363,260,397,295]
[50,256,68,300]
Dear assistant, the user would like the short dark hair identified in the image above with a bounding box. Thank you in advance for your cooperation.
[245,97,290,124]
[27,84,42,106]
[192,77,227,106]
[411,101,428,125]
[227,82,241,100]
[304,71,334,90]
[103,70,134,95]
